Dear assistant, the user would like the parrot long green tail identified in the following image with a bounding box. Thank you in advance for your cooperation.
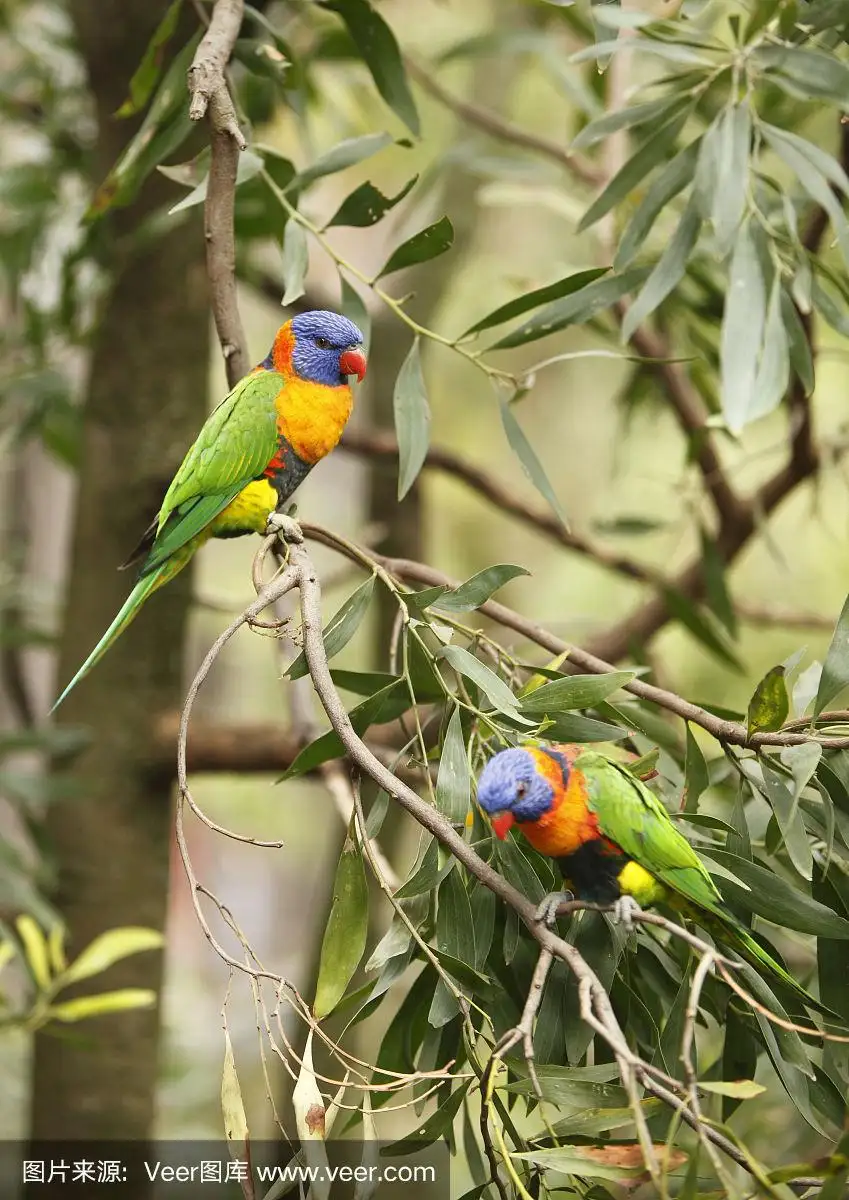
[52,565,173,711]
[700,907,833,1017]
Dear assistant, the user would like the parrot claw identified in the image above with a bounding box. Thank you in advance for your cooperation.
[266,511,304,544]
[535,890,574,927]
[612,895,642,933]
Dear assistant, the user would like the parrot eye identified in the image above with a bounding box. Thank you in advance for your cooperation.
[516,782,527,799]
[315,337,331,349]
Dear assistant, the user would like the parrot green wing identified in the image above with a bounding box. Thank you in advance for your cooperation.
[574,751,726,917]
[141,369,282,574]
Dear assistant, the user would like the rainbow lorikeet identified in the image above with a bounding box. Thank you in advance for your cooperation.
[53,310,366,708]
[477,742,826,1013]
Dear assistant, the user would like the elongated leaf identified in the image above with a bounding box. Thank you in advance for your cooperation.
[461,268,607,338]
[704,849,849,936]
[700,527,736,636]
[431,871,475,1026]
[281,220,308,305]
[621,199,701,340]
[762,124,849,267]
[499,396,567,526]
[321,0,419,135]
[280,680,410,778]
[781,290,814,395]
[493,267,649,349]
[48,989,157,1021]
[289,576,375,680]
[751,277,790,421]
[16,916,51,990]
[437,564,530,612]
[438,645,526,720]
[572,95,691,151]
[508,1066,627,1108]
[377,216,454,279]
[394,838,456,899]
[721,220,765,434]
[815,593,849,717]
[578,112,688,232]
[519,670,634,713]
[436,706,471,824]
[758,43,849,105]
[683,723,709,813]
[61,927,164,988]
[168,149,264,215]
[327,176,417,228]
[662,587,741,669]
[761,760,814,881]
[221,1026,249,1150]
[383,1082,470,1154]
[313,832,369,1018]
[542,713,627,742]
[747,665,789,737]
[572,37,712,66]
[701,1079,765,1099]
[393,338,430,499]
[116,0,184,117]
[711,102,751,255]
[294,132,394,189]
[615,139,700,270]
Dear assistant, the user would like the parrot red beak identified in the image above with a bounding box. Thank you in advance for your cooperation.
[491,811,515,840]
[340,346,367,382]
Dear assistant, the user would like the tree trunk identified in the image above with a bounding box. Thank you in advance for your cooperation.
[29,2,210,1139]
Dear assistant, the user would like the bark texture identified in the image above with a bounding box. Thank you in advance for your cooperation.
[29,2,210,1139]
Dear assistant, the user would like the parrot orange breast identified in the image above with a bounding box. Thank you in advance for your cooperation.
[517,747,604,858]
[274,377,353,466]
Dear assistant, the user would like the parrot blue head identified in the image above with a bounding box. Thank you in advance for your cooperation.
[264,310,367,384]
[477,747,556,837]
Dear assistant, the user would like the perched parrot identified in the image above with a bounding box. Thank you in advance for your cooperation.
[477,742,826,1013]
[53,310,366,708]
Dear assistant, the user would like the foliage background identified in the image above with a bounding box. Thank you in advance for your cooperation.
[2,0,849,1195]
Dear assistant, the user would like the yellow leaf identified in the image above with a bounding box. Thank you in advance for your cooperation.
[16,915,51,991]
[60,926,163,988]
[47,988,156,1022]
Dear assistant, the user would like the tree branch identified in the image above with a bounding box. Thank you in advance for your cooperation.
[403,56,602,187]
[341,429,658,586]
[188,0,248,385]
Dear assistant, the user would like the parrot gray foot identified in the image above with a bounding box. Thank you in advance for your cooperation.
[612,895,642,932]
[535,890,574,927]
[266,511,303,544]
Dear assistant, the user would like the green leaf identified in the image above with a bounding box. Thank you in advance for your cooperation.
[721,220,766,434]
[61,926,164,988]
[435,706,471,824]
[757,44,849,105]
[16,915,51,990]
[394,838,456,900]
[540,713,627,742]
[621,199,701,341]
[431,871,475,1026]
[86,33,200,219]
[382,1082,470,1154]
[662,587,742,670]
[572,95,691,151]
[461,268,607,339]
[116,0,184,118]
[221,1026,249,1149]
[519,670,634,713]
[377,216,454,279]
[437,645,526,721]
[708,102,751,256]
[493,268,649,349]
[704,849,849,936]
[815,593,849,717]
[752,278,790,423]
[578,112,689,233]
[437,564,530,612]
[508,1066,627,1108]
[700,1079,765,1099]
[313,832,369,1018]
[615,139,701,271]
[168,148,264,216]
[700,527,737,637]
[294,132,394,189]
[320,0,420,135]
[499,396,567,527]
[547,1100,662,1138]
[289,576,375,680]
[572,36,712,66]
[684,723,709,813]
[747,666,789,737]
[327,176,417,228]
[280,680,410,778]
[781,291,814,396]
[48,989,157,1022]
[760,757,815,881]
[762,124,849,267]
[281,220,309,306]
[393,338,430,500]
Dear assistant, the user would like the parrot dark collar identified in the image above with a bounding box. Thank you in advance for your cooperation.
[539,746,571,789]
